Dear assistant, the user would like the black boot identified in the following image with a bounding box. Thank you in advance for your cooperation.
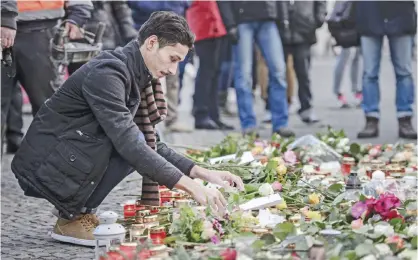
[398,116,417,139]
[215,120,234,130]
[275,127,295,138]
[357,117,379,138]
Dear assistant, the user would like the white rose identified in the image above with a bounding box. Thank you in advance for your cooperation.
[203,220,213,230]
[258,183,274,196]
[201,227,216,240]
[407,224,417,237]
[394,152,406,161]
[374,224,395,236]
[374,244,392,256]
[337,138,350,148]
[343,146,350,153]
[327,137,335,144]
[362,255,377,260]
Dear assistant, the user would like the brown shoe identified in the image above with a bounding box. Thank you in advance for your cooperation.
[51,214,98,246]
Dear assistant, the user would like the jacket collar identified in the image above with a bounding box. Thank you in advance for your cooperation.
[123,40,153,87]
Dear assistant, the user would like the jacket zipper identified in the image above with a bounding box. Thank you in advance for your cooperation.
[76,130,101,141]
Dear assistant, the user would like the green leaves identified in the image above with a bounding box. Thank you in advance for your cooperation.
[355,243,377,257]
[328,183,344,195]
[349,143,361,155]
[260,233,277,245]
[412,236,417,249]
[332,193,346,206]
[244,183,260,194]
[273,222,297,241]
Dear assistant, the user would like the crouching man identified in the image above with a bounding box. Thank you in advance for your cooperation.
[11,11,244,246]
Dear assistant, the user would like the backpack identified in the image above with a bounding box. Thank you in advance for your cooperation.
[327,1,360,48]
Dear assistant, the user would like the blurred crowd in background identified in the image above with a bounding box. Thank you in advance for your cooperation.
[1,0,417,155]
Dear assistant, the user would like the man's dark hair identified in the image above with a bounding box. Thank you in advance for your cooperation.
[138,11,195,50]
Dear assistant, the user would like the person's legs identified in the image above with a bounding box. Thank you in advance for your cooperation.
[218,40,236,116]
[357,36,383,138]
[193,38,220,129]
[333,48,350,108]
[52,150,135,246]
[255,22,293,136]
[233,23,257,133]
[286,54,296,106]
[165,71,191,132]
[333,48,350,96]
[6,83,24,153]
[351,47,362,106]
[16,29,56,116]
[388,34,417,139]
[291,44,318,123]
[1,58,19,156]
[84,152,135,209]
[208,37,234,130]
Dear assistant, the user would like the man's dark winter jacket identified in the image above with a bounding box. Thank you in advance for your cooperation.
[277,1,327,45]
[217,1,280,30]
[1,0,18,30]
[84,0,137,50]
[355,1,416,37]
[11,40,195,220]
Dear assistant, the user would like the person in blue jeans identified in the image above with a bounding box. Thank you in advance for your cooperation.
[217,1,294,137]
[333,47,362,108]
[355,1,417,139]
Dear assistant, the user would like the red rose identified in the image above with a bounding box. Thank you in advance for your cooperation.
[374,199,386,214]
[381,209,404,221]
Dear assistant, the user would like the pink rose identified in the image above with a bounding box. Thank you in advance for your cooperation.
[211,235,220,244]
[351,202,368,219]
[272,181,283,191]
[284,150,297,165]
[386,235,405,250]
[374,193,401,215]
[368,147,380,157]
[351,219,363,229]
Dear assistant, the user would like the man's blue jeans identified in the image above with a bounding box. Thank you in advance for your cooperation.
[361,35,415,118]
[233,21,288,132]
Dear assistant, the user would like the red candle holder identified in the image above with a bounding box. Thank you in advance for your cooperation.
[341,157,355,177]
[150,226,167,245]
[124,202,136,219]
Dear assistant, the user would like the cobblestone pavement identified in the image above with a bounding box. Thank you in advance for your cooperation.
[1,53,416,259]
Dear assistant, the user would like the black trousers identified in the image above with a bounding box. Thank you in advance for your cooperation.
[193,37,227,122]
[283,44,312,113]
[84,150,134,209]
[5,84,23,142]
[1,27,56,143]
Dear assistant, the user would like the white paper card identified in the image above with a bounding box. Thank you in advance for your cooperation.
[239,194,282,211]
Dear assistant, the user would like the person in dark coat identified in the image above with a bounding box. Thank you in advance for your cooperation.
[186,0,234,130]
[11,11,244,247]
[355,1,417,139]
[1,0,19,156]
[217,1,294,137]
[277,1,327,124]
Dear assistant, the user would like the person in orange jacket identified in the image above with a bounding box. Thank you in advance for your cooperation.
[186,0,234,130]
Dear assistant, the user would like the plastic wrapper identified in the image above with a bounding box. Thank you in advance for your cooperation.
[287,135,342,164]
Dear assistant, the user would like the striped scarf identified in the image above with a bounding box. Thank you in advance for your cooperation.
[134,78,167,206]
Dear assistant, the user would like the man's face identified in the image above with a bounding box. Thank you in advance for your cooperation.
[143,35,189,79]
